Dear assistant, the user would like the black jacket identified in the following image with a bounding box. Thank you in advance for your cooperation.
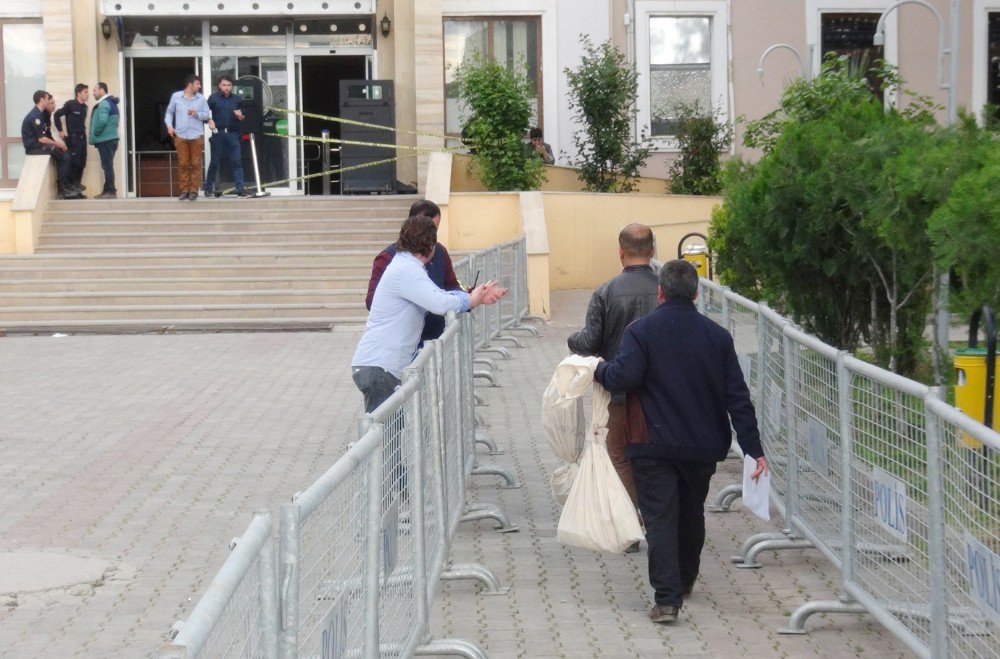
[594,297,764,463]
[568,264,659,404]
[53,99,87,136]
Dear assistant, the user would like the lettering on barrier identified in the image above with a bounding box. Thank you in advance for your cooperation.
[382,503,399,585]
[964,531,1000,625]
[806,418,830,477]
[319,595,347,659]
[871,467,908,542]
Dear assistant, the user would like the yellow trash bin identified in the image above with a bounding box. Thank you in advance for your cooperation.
[682,244,709,279]
[954,347,999,448]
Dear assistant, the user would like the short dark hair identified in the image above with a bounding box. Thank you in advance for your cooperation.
[33,90,50,105]
[96,82,109,94]
[218,74,234,85]
[409,199,441,220]
[397,214,437,258]
[74,83,89,96]
[619,224,654,258]
[184,74,201,87]
[658,259,699,301]
[529,127,543,140]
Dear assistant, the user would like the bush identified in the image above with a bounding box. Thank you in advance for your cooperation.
[454,55,544,191]
[668,101,732,195]
[564,37,650,192]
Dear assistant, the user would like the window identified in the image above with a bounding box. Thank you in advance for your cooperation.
[820,12,885,101]
[989,13,1000,116]
[649,16,712,136]
[0,20,44,187]
[636,1,728,146]
[443,17,541,136]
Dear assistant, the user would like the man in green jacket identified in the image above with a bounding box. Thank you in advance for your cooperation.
[88,82,119,199]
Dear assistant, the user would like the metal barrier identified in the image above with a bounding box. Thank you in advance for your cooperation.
[699,278,1000,658]
[160,239,533,658]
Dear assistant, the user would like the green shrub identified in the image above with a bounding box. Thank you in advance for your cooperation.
[669,101,732,195]
[564,37,650,192]
[454,55,544,191]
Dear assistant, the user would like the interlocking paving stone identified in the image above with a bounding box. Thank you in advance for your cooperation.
[0,291,910,657]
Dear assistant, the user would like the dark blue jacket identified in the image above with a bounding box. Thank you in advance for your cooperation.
[208,91,242,131]
[594,297,764,463]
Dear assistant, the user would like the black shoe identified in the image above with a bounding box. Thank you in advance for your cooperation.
[179,192,189,200]
[188,191,198,201]
[682,584,694,598]
[649,604,679,624]
[237,189,253,198]
[624,541,641,554]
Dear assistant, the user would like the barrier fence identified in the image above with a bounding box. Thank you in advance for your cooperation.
[700,278,1000,659]
[157,240,535,658]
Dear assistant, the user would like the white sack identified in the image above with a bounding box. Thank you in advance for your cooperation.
[556,380,644,553]
[542,355,601,505]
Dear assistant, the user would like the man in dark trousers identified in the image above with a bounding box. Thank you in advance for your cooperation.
[594,259,767,625]
[53,83,89,193]
[22,90,79,199]
[365,200,462,343]
[567,223,659,528]
[89,82,120,199]
[204,75,250,198]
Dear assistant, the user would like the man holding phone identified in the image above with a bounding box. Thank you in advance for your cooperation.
[164,74,210,201]
[204,75,250,198]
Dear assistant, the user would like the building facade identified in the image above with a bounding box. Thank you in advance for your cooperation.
[0,0,989,197]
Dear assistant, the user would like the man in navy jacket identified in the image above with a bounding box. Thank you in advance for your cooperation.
[595,259,767,624]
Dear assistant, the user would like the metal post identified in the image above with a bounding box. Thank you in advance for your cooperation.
[278,504,300,659]
[407,365,430,641]
[782,330,800,526]
[321,129,331,196]
[924,400,949,658]
[249,133,269,197]
[258,509,280,659]
[836,353,856,588]
[756,305,768,406]
[363,423,385,659]
[721,288,731,332]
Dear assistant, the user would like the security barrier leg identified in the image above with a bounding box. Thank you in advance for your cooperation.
[472,462,521,488]
[460,502,519,533]
[440,562,510,595]
[736,537,814,569]
[414,639,488,659]
[730,529,799,563]
[473,357,499,372]
[778,599,867,635]
[707,484,742,512]
[473,370,498,386]
[477,346,512,360]
[474,430,501,455]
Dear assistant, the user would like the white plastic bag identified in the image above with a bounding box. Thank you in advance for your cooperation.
[556,380,644,553]
[542,355,600,505]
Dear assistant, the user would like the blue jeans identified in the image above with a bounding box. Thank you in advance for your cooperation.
[95,140,118,194]
[204,131,244,194]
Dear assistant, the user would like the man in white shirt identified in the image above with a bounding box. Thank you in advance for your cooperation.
[352,214,507,413]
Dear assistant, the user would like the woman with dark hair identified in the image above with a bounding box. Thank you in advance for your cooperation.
[351,215,507,413]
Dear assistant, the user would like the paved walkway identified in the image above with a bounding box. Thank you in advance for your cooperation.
[0,291,909,657]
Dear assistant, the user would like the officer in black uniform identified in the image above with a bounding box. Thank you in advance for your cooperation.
[22,90,79,199]
[53,83,89,192]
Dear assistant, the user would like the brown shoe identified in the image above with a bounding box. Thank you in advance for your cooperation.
[649,604,679,624]
[96,192,115,200]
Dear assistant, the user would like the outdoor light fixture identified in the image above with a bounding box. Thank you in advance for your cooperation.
[380,13,391,38]
[101,17,113,40]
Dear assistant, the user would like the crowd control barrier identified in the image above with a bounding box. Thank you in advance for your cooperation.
[699,278,1000,659]
[157,240,536,658]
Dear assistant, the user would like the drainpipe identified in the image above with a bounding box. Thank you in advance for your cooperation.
[626,0,637,140]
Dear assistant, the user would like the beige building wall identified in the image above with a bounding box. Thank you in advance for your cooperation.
[412,0,446,192]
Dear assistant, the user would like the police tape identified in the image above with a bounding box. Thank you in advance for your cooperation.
[220,152,420,195]
[263,131,466,154]
[265,106,469,144]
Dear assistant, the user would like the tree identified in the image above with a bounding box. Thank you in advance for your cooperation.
[454,55,544,191]
[564,37,650,192]
[669,101,732,195]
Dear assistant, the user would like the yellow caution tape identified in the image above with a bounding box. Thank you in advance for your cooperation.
[264,132,466,154]
[221,152,420,195]
[266,106,468,144]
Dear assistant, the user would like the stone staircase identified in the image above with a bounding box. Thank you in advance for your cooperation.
[0,196,416,333]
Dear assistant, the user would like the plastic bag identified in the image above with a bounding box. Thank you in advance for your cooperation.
[556,380,644,553]
[542,355,600,505]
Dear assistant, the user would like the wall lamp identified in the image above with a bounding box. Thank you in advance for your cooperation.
[101,17,113,40]
[380,13,391,38]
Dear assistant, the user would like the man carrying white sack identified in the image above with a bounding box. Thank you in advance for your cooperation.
[566,223,659,554]
[594,259,768,625]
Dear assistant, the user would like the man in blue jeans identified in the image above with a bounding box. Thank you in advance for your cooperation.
[204,75,250,198]
[89,82,120,199]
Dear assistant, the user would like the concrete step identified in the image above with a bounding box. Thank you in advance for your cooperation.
[0,275,369,292]
[41,220,401,235]
[47,196,416,213]
[0,302,364,322]
[0,250,376,268]
[35,241,388,253]
[0,289,364,307]
[38,232,393,247]
[44,209,411,223]
[0,316,366,333]
[0,264,371,281]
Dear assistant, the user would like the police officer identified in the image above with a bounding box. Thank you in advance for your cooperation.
[53,83,89,193]
[204,75,250,198]
[22,90,79,199]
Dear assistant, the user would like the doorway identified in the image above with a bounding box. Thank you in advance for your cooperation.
[126,57,198,197]
[298,55,367,195]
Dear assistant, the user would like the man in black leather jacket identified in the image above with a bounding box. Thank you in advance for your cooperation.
[567,223,660,509]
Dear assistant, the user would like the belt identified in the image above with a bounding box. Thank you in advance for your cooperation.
[217,127,238,134]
